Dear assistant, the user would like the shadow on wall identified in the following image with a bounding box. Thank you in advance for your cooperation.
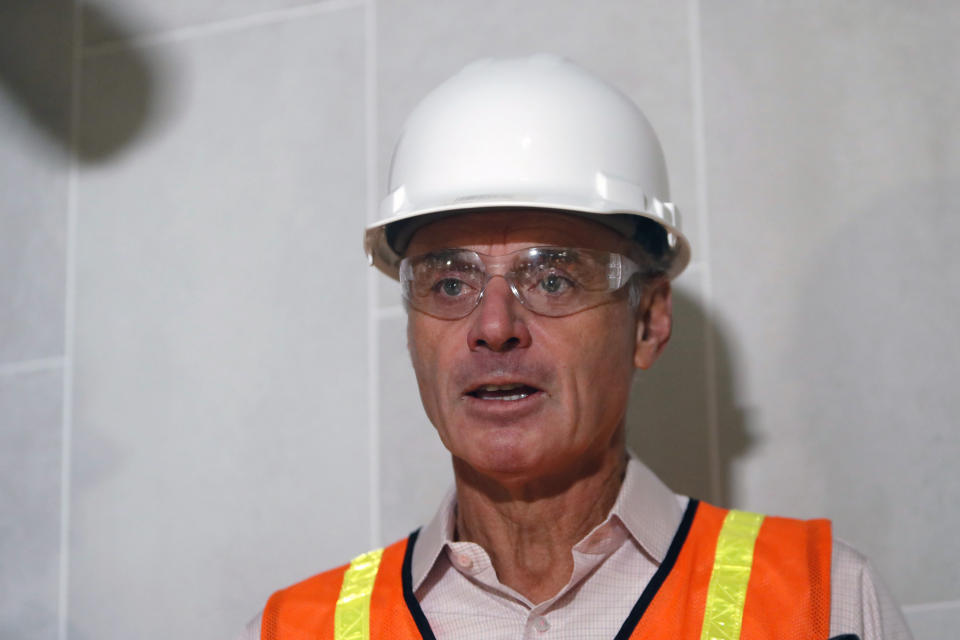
[791,177,960,600]
[0,0,157,162]
[626,285,753,506]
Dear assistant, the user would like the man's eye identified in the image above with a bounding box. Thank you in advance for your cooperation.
[436,278,466,297]
[538,273,573,294]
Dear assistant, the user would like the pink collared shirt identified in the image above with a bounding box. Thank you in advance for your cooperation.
[238,456,913,639]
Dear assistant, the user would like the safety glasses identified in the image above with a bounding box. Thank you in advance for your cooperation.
[399,246,643,319]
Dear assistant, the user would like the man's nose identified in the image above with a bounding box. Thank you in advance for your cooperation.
[466,276,533,352]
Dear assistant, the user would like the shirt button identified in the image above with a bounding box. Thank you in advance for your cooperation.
[454,553,473,570]
[533,616,550,632]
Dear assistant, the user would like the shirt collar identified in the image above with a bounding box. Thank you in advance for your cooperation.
[411,485,457,590]
[409,453,687,591]
[610,453,687,563]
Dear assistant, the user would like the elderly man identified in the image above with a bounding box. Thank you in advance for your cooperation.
[240,55,911,640]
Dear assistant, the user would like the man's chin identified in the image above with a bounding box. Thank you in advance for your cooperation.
[454,443,578,488]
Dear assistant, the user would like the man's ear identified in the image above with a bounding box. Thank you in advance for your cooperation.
[634,279,672,370]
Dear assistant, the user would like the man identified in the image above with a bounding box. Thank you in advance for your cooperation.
[240,55,912,639]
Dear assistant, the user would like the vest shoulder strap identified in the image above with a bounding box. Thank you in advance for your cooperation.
[628,501,831,640]
[740,510,832,640]
[261,536,422,640]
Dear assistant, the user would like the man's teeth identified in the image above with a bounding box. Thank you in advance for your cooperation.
[497,392,528,401]
[473,383,535,401]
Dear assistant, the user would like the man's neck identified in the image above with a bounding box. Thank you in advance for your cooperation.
[452,441,627,604]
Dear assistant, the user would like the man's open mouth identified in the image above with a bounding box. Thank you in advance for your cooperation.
[466,383,541,401]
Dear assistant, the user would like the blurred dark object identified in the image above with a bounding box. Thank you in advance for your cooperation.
[0,1,154,162]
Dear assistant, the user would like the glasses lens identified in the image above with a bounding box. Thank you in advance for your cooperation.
[401,250,485,319]
[511,248,625,316]
[400,247,640,319]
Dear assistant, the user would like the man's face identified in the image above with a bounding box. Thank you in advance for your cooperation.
[405,210,671,484]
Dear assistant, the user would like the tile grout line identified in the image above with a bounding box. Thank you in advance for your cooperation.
[365,0,381,550]
[59,1,82,638]
[903,599,960,614]
[81,0,366,58]
[0,357,65,377]
[687,0,723,505]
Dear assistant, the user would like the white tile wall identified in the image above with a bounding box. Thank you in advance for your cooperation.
[71,7,369,639]
[905,602,960,640]
[0,27,69,362]
[0,5,71,637]
[700,2,960,606]
[377,313,453,544]
[0,370,63,639]
[81,0,345,47]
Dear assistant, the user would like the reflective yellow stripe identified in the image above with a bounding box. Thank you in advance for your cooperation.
[334,548,385,640]
[699,510,765,640]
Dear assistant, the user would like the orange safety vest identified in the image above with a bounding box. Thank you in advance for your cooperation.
[261,500,832,640]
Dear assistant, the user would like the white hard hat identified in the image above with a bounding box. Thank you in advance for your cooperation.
[365,54,690,279]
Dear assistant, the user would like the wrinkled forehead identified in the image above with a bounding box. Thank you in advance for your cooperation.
[404,209,635,257]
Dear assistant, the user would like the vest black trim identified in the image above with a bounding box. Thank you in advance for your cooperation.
[612,498,700,640]
[401,528,438,640]
[400,498,701,640]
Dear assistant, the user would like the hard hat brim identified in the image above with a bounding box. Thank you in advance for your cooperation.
[364,199,691,281]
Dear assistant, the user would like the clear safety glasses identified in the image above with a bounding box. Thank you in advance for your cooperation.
[399,246,643,319]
